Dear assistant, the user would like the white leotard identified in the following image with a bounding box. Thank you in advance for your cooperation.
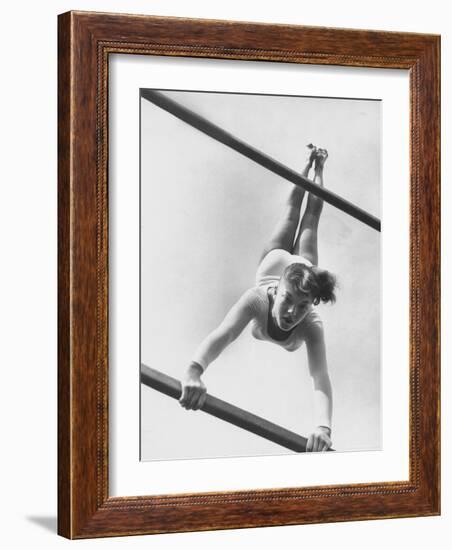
[192,249,323,370]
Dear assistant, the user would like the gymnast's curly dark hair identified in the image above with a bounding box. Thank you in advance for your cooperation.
[282,263,337,306]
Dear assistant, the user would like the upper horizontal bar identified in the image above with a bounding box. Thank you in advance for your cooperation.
[141,364,310,453]
[141,89,381,232]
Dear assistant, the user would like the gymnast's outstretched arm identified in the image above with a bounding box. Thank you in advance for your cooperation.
[179,289,256,410]
[305,321,333,452]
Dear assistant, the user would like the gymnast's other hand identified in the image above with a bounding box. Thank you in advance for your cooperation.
[306,426,332,452]
[179,362,207,410]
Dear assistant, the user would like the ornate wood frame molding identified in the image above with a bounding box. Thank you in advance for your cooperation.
[58,11,440,538]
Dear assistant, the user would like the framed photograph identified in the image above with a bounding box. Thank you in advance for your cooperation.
[58,11,440,538]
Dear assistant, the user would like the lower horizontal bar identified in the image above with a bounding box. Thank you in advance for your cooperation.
[141,364,311,453]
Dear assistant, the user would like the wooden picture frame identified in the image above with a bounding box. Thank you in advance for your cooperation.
[58,11,440,539]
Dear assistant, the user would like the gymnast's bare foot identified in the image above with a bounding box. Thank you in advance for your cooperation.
[314,147,328,171]
[306,143,318,166]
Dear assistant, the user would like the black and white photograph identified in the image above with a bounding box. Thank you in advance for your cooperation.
[140,89,381,461]
[1,0,445,546]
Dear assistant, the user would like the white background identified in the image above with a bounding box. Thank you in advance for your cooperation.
[0,0,448,548]
[112,61,409,494]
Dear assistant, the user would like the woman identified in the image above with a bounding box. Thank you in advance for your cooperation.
[179,145,337,452]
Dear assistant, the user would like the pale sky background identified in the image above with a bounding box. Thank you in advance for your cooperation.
[140,89,381,460]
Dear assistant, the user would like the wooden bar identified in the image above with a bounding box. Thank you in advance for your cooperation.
[141,364,310,452]
[141,89,381,232]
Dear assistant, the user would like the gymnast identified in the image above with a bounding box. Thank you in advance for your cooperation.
[179,145,337,452]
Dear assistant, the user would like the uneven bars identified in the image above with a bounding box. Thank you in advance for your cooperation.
[141,89,381,232]
[141,364,314,453]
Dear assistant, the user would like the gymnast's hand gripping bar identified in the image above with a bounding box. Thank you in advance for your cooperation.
[141,364,334,453]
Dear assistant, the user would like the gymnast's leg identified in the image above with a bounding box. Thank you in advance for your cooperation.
[294,148,328,266]
[258,145,317,263]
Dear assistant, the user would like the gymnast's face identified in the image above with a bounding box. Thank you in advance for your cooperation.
[272,279,313,331]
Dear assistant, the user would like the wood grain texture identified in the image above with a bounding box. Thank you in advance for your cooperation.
[57,10,72,538]
[57,11,440,539]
